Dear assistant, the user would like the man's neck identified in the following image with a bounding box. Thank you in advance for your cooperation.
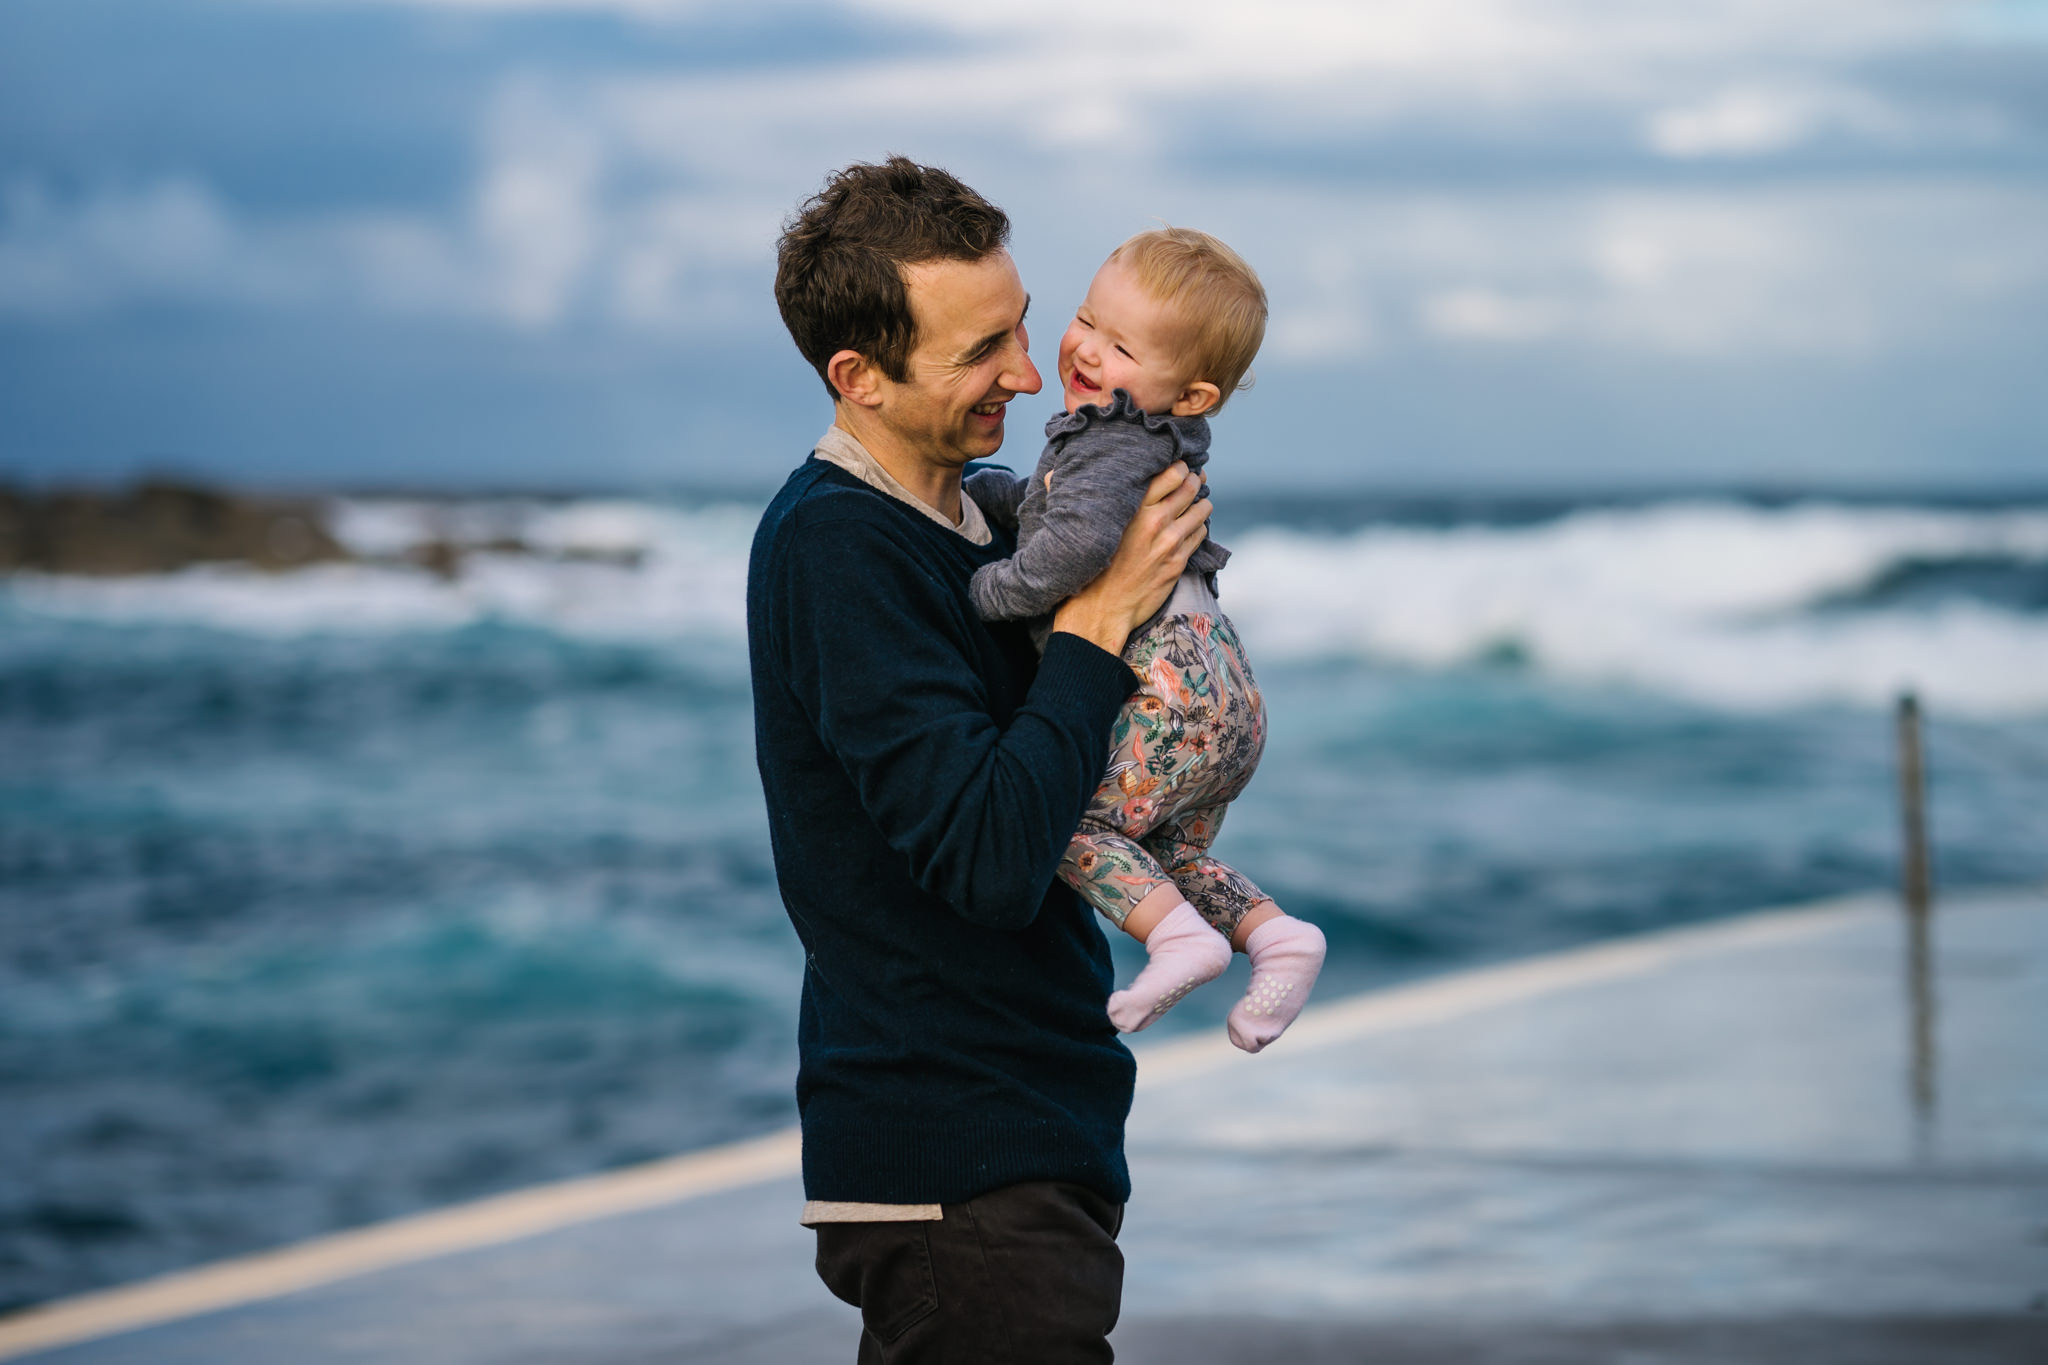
[833,408,963,525]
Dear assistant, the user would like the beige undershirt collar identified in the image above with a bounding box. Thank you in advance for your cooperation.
[812,425,992,547]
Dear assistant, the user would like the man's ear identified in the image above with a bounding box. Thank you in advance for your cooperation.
[827,349,885,408]
[1170,381,1222,418]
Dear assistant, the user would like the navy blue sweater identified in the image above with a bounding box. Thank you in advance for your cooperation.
[747,457,1142,1205]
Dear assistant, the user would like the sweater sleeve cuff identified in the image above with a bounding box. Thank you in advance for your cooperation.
[1036,630,1141,717]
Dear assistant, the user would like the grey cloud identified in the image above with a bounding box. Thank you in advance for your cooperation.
[2,0,2044,487]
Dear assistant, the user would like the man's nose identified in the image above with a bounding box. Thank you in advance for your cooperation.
[1000,337,1042,396]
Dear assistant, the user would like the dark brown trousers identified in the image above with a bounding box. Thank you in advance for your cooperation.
[813,1181,1125,1364]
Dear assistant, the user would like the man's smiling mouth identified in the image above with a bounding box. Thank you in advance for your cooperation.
[971,402,1004,416]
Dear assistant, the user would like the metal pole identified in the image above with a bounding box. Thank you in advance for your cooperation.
[1897,692,1931,922]
[1896,691,1936,1131]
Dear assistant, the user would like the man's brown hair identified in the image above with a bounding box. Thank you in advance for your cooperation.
[775,157,1012,399]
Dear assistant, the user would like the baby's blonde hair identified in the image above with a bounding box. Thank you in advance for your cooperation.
[1109,226,1267,413]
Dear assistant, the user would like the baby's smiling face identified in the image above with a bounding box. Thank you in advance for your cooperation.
[1057,257,1219,418]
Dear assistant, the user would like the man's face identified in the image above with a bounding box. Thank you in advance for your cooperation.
[877,250,1042,469]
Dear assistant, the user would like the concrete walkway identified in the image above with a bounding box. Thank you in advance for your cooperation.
[5,890,2045,1363]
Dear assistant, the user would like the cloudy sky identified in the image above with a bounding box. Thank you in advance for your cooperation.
[3,0,2045,490]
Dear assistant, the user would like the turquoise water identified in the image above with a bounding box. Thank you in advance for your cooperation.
[4,492,2046,1310]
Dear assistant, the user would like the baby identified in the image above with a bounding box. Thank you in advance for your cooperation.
[966,227,1326,1053]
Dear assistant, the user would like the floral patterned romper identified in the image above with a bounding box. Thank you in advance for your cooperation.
[1061,569,1272,940]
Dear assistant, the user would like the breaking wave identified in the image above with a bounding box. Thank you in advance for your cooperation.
[1225,500,2048,717]
[8,495,2046,716]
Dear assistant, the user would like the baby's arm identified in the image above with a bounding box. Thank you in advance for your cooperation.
[969,423,1178,623]
[963,465,1028,531]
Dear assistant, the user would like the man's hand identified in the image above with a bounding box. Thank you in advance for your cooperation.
[1052,462,1211,655]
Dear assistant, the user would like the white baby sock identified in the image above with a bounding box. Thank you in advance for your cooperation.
[1107,901,1232,1033]
[1227,916,1327,1053]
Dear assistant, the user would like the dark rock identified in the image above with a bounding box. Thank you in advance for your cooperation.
[0,480,351,575]
[405,539,465,580]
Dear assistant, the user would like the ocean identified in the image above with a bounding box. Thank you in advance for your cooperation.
[4,489,2046,1311]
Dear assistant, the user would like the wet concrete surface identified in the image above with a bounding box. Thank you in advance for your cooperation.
[9,890,2046,1363]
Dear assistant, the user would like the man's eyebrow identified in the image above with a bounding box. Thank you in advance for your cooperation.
[961,295,1030,363]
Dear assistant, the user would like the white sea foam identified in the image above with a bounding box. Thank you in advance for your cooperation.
[10,561,482,635]
[1225,500,2048,716]
[9,496,2047,716]
[9,499,757,642]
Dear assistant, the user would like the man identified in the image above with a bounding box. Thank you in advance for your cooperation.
[746,157,1210,1361]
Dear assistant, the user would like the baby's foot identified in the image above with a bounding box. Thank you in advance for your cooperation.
[1227,916,1327,1053]
[1108,901,1232,1033]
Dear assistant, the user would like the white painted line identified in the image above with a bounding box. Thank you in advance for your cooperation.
[0,1128,801,1361]
[0,890,1923,1359]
